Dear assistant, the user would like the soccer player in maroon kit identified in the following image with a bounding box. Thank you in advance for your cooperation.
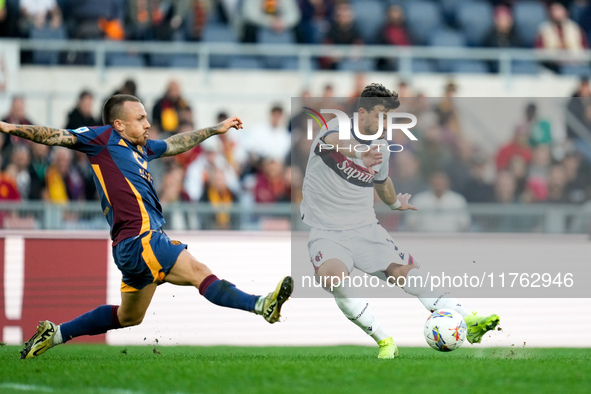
[0,94,293,358]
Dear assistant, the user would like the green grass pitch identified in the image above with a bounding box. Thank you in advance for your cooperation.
[1,345,590,393]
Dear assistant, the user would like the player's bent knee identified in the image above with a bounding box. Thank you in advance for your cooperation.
[118,313,145,327]
[386,262,418,285]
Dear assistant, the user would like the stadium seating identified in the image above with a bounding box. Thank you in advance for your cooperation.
[106,53,146,68]
[457,1,494,47]
[559,64,591,76]
[351,0,386,44]
[404,0,443,45]
[170,55,199,68]
[513,1,547,47]
[227,56,265,69]
[440,0,470,26]
[337,58,375,72]
[428,28,467,72]
[202,23,237,43]
[511,60,542,74]
[451,60,489,74]
[30,26,67,65]
[411,58,436,73]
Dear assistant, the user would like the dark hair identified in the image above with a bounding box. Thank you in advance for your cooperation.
[78,90,93,100]
[271,105,283,114]
[357,83,400,112]
[102,94,141,126]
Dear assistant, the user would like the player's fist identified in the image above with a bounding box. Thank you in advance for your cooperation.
[361,145,383,175]
[215,117,244,134]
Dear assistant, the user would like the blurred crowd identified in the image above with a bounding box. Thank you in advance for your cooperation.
[1,0,591,72]
[2,75,591,231]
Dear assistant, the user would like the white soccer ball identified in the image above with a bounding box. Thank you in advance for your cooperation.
[424,309,467,352]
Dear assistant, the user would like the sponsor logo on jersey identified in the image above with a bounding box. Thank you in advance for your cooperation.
[314,144,375,187]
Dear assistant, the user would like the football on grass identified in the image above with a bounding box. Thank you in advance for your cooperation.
[424,309,467,352]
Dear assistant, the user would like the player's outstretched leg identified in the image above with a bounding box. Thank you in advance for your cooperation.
[166,250,293,324]
[389,263,500,344]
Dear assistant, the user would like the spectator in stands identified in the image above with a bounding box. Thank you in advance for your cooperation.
[200,167,239,229]
[417,125,452,181]
[295,0,334,44]
[127,0,195,41]
[566,77,591,162]
[28,143,49,200]
[494,170,517,203]
[0,0,8,37]
[243,104,290,163]
[45,147,84,203]
[536,2,588,72]
[562,150,590,204]
[65,90,101,130]
[406,171,471,232]
[67,0,125,40]
[495,125,532,171]
[214,111,247,174]
[0,151,20,201]
[159,163,191,230]
[184,137,241,202]
[547,164,569,203]
[240,0,301,43]
[528,144,552,181]
[485,5,522,48]
[375,4,410,71]
[389,150,427,197]
[462,155,494,203]
[7,144,31,199]
[18,0,63,36]
[1,96,34,158]
[520,176,548,203]
[152,80,192,134]
[434,81,462,148]
[73,150,97,201]
[507,154,528,198]
[112,78,138,97]
[445,137,475,194]
[255,158,288,203]
[518,103,552,147]
[320,1,363,69]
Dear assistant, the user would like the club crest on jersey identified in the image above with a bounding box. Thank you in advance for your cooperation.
[314,251,323,262]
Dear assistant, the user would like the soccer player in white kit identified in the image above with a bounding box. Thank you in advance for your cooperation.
[300,83,499,358]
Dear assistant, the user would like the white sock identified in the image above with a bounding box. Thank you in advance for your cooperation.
[50,325,63,347]
[403,269,469,318]
[254,296,265,314]
[331,285,390,342]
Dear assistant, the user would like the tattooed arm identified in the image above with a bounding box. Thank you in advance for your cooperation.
[0,121,77,147]
[161,116,243,157]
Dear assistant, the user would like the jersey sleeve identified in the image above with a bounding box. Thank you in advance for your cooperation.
[374,144,390,183]
[145,139,168,161]
[67,126,110,156]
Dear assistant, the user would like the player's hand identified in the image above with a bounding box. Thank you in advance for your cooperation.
[215,117,243,135]
[396,192,417,211]
[361,145,383,175]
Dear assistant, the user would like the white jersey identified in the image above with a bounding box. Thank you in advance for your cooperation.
[300,117,390,230]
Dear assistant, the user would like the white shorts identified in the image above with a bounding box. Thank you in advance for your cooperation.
[307,223,416,280]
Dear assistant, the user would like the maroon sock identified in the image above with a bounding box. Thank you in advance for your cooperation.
[199,274,220,295]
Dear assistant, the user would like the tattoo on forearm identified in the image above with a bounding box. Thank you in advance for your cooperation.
[10,125,77,147]
[163,125,218,157]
